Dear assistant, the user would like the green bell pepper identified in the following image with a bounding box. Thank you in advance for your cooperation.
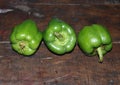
[10,19,42,56]
[78,24,112,62]
[43,18,76,54]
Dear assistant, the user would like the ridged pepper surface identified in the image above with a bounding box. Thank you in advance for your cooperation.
[43,18,76,54]
[10,19,42,56]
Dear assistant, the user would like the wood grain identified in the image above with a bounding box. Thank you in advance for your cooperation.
[0,41,120,85]
[0,5,120,41]
[0,0,120,85]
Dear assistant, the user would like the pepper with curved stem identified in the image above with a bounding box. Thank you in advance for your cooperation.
[78,24,112,63]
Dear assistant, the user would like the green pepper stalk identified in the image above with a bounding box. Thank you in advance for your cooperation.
[43,18,76,54]
[10,19,42,56]
[78,24,112,63]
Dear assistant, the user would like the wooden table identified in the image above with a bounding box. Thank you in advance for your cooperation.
[0,0,120,85]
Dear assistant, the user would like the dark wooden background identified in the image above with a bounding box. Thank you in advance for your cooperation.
[0,0,120,85]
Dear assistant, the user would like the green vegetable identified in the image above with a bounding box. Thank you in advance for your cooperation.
[43,18,76,54]
[10,19,42,56]
[78,24,112,62]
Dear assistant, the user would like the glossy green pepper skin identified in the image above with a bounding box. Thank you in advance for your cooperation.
[10,19,42,56]
[78,24,112,62]
[43,18,76,54]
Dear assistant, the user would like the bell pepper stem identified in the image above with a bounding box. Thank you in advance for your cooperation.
[19,42,25,49]
[54,32,64,41]
[97,47,103,63]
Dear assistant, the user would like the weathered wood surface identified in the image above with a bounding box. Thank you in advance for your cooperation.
[0,0,120,85]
